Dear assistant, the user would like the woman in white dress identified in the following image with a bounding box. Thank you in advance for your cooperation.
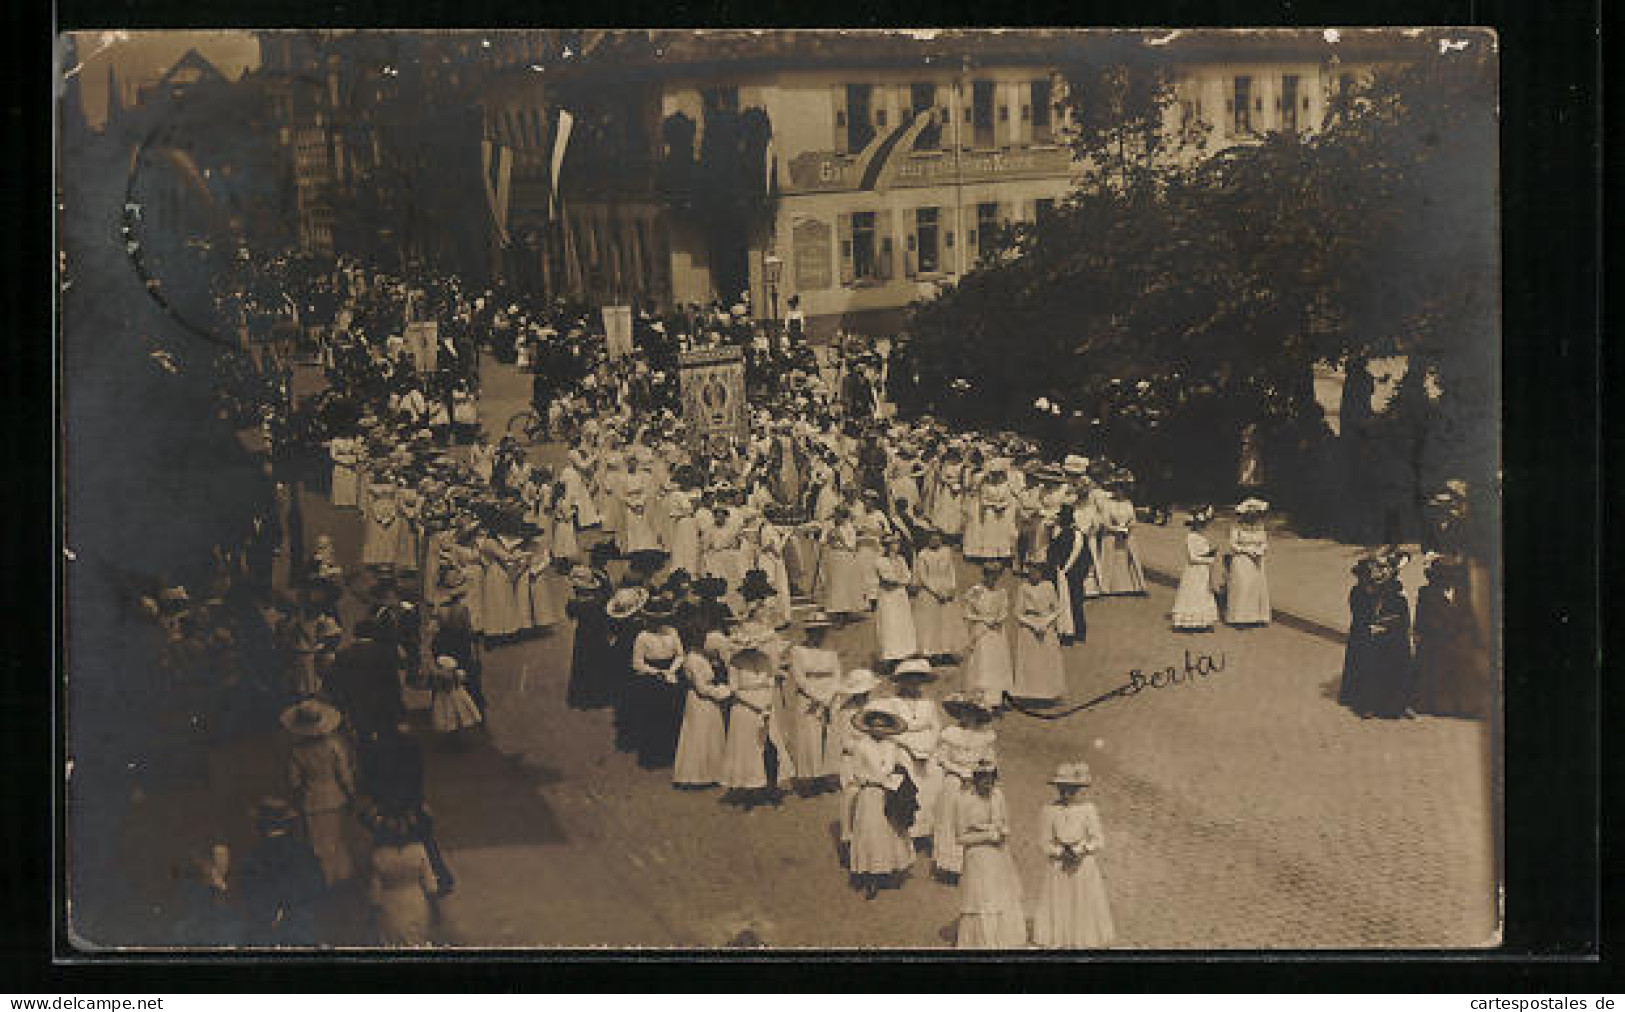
[665,490,700,576]
[720,637,779,809]
[1012,562,1066,703]
[932,694,998,880]
[784,614,842,795]
[928,449,966,539]
[873,535,919,667]
[365,814,438,947]
[1032,761,1116,949]
[843,708,915,899]
[548,483,580,566]
[912,529,968,660]
[477,526,525,640]
[886,658,945,844]
[1225,498,1272,626]
[961,562,1014,708]
[1096,480,1148,595]
[821,507,868,621]
[952,760,1028,948]
[821,664,876,838]
[524,529,564,630]
[970,463,1019,563]
[1171,507,1221,632]
[673,626,731,788]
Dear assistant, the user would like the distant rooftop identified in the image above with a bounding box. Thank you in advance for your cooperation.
[486,27,1486,98]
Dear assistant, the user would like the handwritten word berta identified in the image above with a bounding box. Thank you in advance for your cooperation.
[1123,651,1227,694]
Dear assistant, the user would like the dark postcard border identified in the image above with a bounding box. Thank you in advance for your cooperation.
[16,0,1608,992]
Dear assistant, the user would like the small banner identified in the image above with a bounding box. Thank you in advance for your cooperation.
[601,305,635,359]
[680,346,748,454]
[405,320,439,373]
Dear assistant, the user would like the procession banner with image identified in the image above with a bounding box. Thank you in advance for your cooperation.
[405,320,439,373]
[680,346,748,454]
[602,305,634,359]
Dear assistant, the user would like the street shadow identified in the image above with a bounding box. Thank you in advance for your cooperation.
[424,735,569,849]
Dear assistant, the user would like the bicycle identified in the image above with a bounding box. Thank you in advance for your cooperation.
[506,407,549,445]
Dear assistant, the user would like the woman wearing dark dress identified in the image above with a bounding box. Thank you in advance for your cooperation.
[1338,551,1416,719]
[564,565,614,710]
[1045,505,1093,646]
[1413,555,1487,719]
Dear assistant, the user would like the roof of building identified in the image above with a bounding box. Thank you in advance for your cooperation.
[485,28,1482,100]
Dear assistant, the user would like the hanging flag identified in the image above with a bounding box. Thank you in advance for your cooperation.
[550,108,574,218]
[869,109,935,192]
[494,145,513,241]
[763,135,776,196]
[481,139,512,247]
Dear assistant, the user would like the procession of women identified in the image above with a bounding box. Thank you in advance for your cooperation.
[220,242,1474,949]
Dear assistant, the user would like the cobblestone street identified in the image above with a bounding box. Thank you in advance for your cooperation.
[332,358,1497,950]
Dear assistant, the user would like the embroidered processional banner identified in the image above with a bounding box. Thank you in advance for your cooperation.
[680,346,748,455]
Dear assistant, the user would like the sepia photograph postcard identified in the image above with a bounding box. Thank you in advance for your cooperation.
[57,26,1506,953]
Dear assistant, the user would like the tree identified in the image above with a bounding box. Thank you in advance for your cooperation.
[901,36,1497,526]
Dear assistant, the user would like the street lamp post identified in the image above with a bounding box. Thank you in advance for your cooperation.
[762,252,784,339]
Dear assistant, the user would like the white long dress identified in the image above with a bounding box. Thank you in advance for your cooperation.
[874,555,918,662]
[1032,801,1115,948]
[1171,532,1220,630]
[912,546,968,657]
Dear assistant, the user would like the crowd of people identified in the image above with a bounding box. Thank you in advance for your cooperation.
[112,242,1491,949]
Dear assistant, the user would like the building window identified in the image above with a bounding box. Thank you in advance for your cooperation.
[1280,75,1299,132]
[852,210,878,280]
[846,84,875,152]
[1035,198,1055,226]
[909,82,942,150]
[1031,79,1054,143]
[915,207,940,273]
[976,201,1000,255]
[1232,76,1253,135]
[972,80,995,148]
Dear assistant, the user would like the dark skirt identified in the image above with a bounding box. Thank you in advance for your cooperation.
[622,673,685,769]
[1338,586,1415,718]
[565,613,615,710]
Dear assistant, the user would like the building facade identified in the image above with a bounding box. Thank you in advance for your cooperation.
[482,30,1407,337]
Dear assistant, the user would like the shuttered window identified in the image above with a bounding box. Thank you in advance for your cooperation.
[837,212,855,284]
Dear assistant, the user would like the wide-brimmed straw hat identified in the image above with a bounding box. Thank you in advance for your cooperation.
[1235,498,1270,514]
[606,586,650,620]
[1050,761,1094,787]
[852,707,906,736]
[279,699,342,737]
[892,656,937,682]
[940,692,994,722]
[1062,454,1090,476]
[840,668,881,696]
